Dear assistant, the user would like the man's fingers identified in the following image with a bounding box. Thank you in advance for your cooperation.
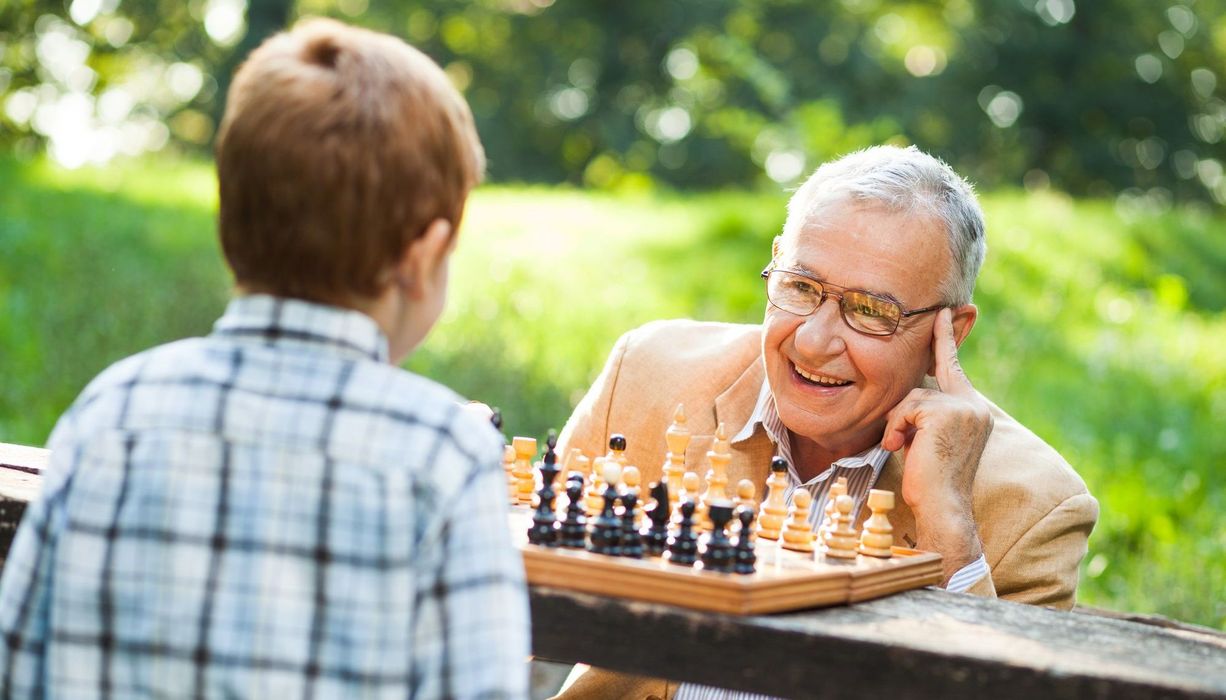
[933,308,974,395]
[882,390,932,450]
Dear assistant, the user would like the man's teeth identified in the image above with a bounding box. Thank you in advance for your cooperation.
[795,365,850,386]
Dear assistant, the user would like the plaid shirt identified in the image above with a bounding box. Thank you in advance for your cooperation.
[0,295,530,699]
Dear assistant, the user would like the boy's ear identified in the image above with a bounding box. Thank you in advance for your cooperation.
[395,218,453,299]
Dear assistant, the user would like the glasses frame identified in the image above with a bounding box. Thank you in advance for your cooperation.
[760,264,946,337]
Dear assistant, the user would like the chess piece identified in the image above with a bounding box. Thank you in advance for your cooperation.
[678,471,705,526]
[733,507,757,575]
[667,500,698,566]
[622,465,643,528]
[642,481,670,557]
[732,478,756,535]
[620,492,643,558]
[587,460,623,556]
[661,404,690,506]
[606,433,628,466]
[585,456,606,517]
[824,494,860,560]
[563,450,588,511]
[511,436,537,505]
[781,488,817,553]
[489,408,503,432]
[820,476,849,542]
[858,489,895,558]
[734,479,756,513]
[559,475,588,548]
[700,501,735,573]
[699,423,731,531]
[527,432,560,546]
[757,457,789,540]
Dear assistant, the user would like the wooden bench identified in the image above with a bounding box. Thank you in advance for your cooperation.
[2,442,1223,698]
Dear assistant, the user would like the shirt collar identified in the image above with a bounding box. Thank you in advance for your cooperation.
[212,294,389,363]
[731,380,891,484]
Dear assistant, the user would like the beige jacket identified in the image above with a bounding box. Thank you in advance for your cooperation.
[554,320,1098,700]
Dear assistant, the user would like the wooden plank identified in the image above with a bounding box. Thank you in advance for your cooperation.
[530,586,1226,699]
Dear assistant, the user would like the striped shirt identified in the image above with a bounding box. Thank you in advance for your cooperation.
[677,382,988,700]
[0,295,530,699]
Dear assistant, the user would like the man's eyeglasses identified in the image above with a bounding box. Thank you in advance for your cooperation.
[761,265,945,337]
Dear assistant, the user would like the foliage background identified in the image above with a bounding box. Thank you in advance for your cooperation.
[1,0,1224,630]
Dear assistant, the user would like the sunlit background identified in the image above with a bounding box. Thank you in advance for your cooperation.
[1,0,1224,631]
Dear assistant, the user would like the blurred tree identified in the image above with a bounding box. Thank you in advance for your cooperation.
[2,0,1224,203]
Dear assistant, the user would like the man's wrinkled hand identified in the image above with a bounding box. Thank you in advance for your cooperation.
[881,308,993,578]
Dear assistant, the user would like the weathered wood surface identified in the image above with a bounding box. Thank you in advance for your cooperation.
[1,442,1223,698]
[531,586,1226,699]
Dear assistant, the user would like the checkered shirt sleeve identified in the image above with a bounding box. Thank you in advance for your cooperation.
[0,296,530,699]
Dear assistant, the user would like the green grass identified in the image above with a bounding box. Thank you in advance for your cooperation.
[0,155,1222,630]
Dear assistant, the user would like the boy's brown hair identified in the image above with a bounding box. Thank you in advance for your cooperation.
[215,18,484,304]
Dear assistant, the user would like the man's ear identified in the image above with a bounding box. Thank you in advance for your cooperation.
[927,304,977,377]
[395,218,453,300]
[950,303,978,347]
[771,235,782,261]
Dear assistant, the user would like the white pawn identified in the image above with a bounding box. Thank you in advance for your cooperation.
[757,459,789,541]
[859,489,895,559]
[824,494,860,560]
[511,437,537,506]
[819,476,848,542]
[781,489,816,553]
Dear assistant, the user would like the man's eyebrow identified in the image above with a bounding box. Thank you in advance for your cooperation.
[790,263,905,305]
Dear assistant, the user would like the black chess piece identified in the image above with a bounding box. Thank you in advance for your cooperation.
[559,475,587,549]
[609,434,627,454]
[620,492,643,558]
[527,431,560,546]
[733,507,757,575]
[701,501,735,573]
[588,478,622,556]
[667,500,698,566]
[642,481,670,557]
[489,408,503,432]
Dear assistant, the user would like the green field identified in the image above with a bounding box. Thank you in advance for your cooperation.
[1,156,1222,629]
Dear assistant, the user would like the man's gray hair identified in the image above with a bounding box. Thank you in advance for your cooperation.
[784,145,987,306]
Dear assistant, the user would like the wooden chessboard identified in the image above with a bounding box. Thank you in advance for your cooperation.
[510,506,942,615]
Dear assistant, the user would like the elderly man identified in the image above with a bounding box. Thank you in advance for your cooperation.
[554,145,1098,699]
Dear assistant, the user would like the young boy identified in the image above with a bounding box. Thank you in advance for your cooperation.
[0,19,529,698]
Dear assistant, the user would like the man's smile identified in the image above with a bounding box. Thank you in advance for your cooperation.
[791,361,853,387]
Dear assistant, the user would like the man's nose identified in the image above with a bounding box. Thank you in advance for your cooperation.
[793,296,847,356]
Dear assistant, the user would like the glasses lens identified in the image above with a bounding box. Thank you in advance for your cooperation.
[768,270,821,315]
[841,291,901,335]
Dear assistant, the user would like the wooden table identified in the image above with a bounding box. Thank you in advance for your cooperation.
[2,444,1224,698]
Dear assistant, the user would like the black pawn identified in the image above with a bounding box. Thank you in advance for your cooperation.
[620,492,643,558]
[733,507,757,575]
[559,475,587,548]
[701,502,735,573]
[527,431,560,546]
[609,433,627,453]
[667,500,698,566]
[588,480,622,556]
[642,481,670,557]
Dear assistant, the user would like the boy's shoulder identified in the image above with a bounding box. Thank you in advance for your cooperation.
[346,362,505,464]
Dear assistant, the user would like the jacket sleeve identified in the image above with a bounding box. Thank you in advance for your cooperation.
[964,492,1099,609]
